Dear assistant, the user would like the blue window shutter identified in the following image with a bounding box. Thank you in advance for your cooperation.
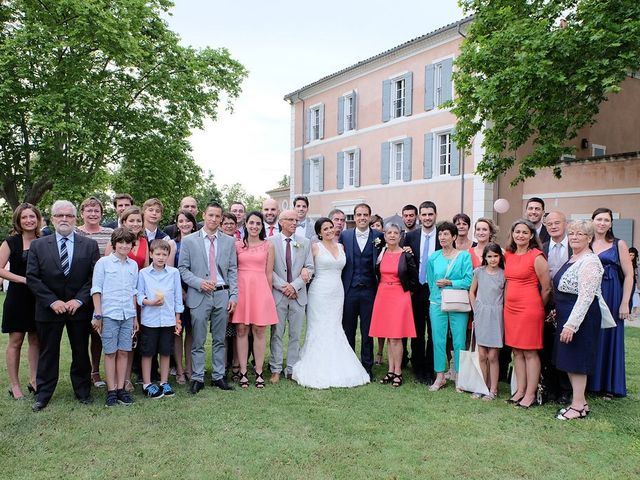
[336,152,344,189]
[319,104,325,139]
[381,142,390,184]
[424,64,435,111]
[303,158,311,193]
[318,155,324,191]
[403,137,412,181]
[404,72,413,116]
[337,97,344,135]
[354,148,361,187]
[351,90,357,129]
[423,133,434,179]
[441,58,453,104]
[305,109,311,143]
[382,80,391,122]
[450,130,460,176]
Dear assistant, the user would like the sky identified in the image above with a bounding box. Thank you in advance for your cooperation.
[167,0,464,196]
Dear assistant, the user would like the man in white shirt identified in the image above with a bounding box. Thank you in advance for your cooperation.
[293,195,314,240]
[262,198,280,237]
[229,201,246,240]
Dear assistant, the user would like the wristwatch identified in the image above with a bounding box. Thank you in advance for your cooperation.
[92,314,103,320]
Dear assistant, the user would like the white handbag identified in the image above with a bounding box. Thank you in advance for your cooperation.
[440,252,471,312]
[456,325,490,395]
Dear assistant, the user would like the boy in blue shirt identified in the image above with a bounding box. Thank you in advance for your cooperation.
[137,239,184,398]
[91,228,139,407]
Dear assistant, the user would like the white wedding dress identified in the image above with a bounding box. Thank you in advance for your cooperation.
[292,242,370,389]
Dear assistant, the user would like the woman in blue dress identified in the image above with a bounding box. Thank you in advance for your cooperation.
[587,208,634,398]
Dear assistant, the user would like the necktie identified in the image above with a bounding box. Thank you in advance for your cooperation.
[356,232,368,240]
[235,230,241,240]
[269,225,274,237]
[60,237,70,276]
[208,235,218,284]
[419,234,430,284]
[285,238,293,283]
[550,243,562,277]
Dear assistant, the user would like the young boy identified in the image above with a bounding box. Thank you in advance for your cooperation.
[137,239,184,398]
[142,198,168,242]
[91,228,139,407]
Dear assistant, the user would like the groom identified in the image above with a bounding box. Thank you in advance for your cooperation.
[339,203,384,380]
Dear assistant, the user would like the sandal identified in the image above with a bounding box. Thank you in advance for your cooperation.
[507,395,524,404]
[470,392,484,399]
[556,405,587,420]
[124,380,135,393]
[231,365,241,382]
[429,379,447,391]
[380,372,395,384]
[482,392,497,401]
[176,373,186,385]
[391,374,403,388]
[255,371,265,389]
[239,371,249,389]
[91,371,106,388]
[558,403,589,416]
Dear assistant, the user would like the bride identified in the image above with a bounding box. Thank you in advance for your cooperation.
[292,217,370,388]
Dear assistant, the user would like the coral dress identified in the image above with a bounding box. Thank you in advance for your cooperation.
[128,237,148,270]
[504,249,545,349]
[369,251,416,339]
[232,241,278,326]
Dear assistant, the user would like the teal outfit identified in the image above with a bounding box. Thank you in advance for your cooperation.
[427,250,473,373]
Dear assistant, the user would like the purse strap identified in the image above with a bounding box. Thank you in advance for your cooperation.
[443,251,461,279]
[469,321,478,352]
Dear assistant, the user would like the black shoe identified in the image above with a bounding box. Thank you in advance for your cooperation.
[189,380,205,394]
[78,396,94,405]
[211,378,234,391]
[367,370,374,382]
[557,393,572,405]
[27,383,38,395]
[32,400,47,412]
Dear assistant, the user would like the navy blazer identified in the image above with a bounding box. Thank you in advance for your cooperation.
[401,228,442,262]
[339,228,385,294]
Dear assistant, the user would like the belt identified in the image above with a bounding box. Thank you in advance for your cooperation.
[213,285,229,291]
[384,282,402,285]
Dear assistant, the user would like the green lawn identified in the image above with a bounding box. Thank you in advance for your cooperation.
[0,292,639,479]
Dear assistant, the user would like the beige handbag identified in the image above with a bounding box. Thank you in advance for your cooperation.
[440,252,471,312]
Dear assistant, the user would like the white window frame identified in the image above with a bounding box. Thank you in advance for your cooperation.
[434,63,443,107]
[343,94,354,131]
[393,78,406,118]
[310,158,321,192]
[437,132,452,176]
[390,141,404,183]
[343,150,356,188]
[310,106,321,141]
[592,143,606,157]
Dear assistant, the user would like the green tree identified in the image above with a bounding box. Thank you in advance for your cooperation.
[277,174,290,188]
[0,0,247,209]
[452,0,640,184]
[221,183,264,213]
[193,170,223,210]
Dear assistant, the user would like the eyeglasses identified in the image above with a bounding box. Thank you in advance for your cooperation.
[52,214,75,219]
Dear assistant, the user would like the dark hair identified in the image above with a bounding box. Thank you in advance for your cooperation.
[242,211,266,247]
[229,200,245,210]
[369,214,384,227]
[591,207,615,242]
[353,203,371,215]
[150,238,171,253]
[402,204,418,215]
[419,201,437,213]
[293,195,309,208]
[112,193,134,208]
[222,212,237,224]
[453,213,471,227]
[481,242,505,269]
[526,197,545,210]
[314,217,333,240]
[120,206,144,239]
[505,218,542,253]
[629,247,638,271]
[174,209,197,241]
[328,208,345,219]
[110,227,136,248]
[437,221,458,238]
[11,203,43,237]
[205,201,223,213]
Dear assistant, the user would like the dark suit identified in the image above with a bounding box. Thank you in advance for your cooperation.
[27,233,100,405]
[163,221,204,239]
[339,228,384,373]
[103,219,118,229]
[401,229,441,381]
[538,224,550,244]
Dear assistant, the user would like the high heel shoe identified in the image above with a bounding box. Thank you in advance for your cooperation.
[27,383,37,395]
[391,374,403,388]
[239,371,249,389]
[429,379,447,391]
[255,371,265,389]
[380,372,395,384]
[8,386,25,400]
[506,395,524,404]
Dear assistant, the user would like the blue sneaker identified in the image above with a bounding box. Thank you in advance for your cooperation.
[161,383,175,397]
[105,391,118,407]
[143,383,163,399]
[117,389,135,405]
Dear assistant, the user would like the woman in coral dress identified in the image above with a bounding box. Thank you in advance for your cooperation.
[504,219,551,408]
[232,212,278,389]
[369,223,418,387]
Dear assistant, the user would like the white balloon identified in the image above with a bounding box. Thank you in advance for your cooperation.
[494,198,510,214]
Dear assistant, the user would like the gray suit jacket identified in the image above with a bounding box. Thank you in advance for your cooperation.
[178,230,238,309]
[268,233,314,306]
[296,218,315,240]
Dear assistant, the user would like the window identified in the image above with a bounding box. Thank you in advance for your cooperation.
[592,144,606,157]
[391,142,404,183]
[310,158,321,192]
[344,95,354,131]
[434,63,443,106]
[438,133,451,175]
[337,148,360,189]
[393,79,405,118]
[303,155,324,194]
[425,58,453,110]
[382,73,413,122]
[337,91,357,134]
[345,151,355,187]
[306,104,324,142]
[311,107,321,141]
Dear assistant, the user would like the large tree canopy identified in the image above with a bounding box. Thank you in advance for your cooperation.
[452,0,640,184]
[0,0,247,209]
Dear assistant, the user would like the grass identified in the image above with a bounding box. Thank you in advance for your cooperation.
[0,292,639,479]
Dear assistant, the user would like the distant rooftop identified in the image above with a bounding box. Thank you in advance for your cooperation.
[284,15,473,101]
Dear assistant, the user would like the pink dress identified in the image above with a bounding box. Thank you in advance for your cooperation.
[232,241,279,326]
[369,252,416,339]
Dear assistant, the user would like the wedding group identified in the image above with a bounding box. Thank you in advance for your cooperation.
[1,192,635,421]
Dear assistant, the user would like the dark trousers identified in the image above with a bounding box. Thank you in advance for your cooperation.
[342,286,375,372]
[541,321,571,400]
[402,283,434,381]
[35,319,91,404]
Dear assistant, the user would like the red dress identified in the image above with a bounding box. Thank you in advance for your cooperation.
[504,249,545,349]
[232,241,278,326]
[468,246,482,269]
[128,237,148,270]
[369,252,416,339]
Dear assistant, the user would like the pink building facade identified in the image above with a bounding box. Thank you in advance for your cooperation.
[283,17,640,245]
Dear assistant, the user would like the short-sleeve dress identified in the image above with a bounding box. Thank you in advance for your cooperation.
[1,235,36,333]
[232,241,278,326]
[473,266,505,348]
[504,249,545,349]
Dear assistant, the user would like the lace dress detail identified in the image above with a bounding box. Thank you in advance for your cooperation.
[557,253,614,332]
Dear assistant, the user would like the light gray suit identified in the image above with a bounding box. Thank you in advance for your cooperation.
[178,229,238,382]
[268,233,314,375]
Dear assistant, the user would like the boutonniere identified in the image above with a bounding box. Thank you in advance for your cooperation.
[373,238,382,248]
[292,240,302,249]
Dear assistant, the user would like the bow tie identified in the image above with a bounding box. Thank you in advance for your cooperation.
[356,231,368,240]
